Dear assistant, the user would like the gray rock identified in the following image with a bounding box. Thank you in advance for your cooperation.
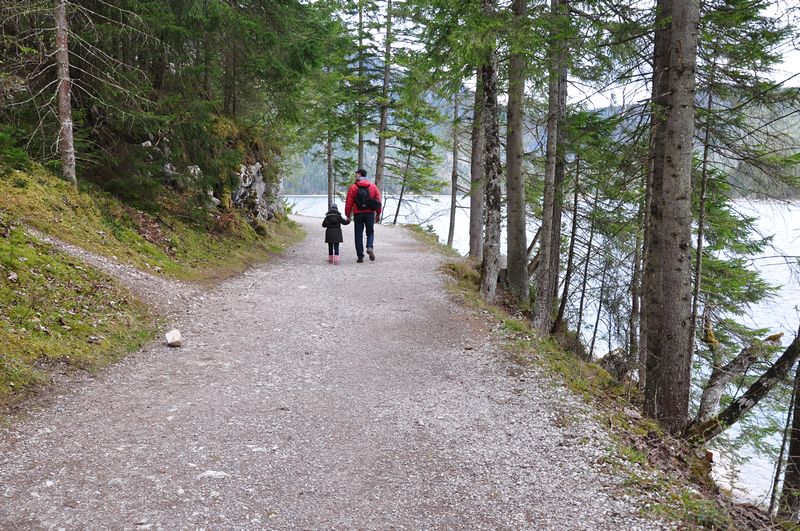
[232,163,284,224]
[165,329,182,347]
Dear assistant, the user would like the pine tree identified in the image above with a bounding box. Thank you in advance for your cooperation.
[643,0,700,432]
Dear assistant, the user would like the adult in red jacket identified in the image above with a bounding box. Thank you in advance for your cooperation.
[345,168,382,262]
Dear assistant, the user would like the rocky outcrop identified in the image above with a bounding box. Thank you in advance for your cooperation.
[232,162,284,223]
[139,137,284,224]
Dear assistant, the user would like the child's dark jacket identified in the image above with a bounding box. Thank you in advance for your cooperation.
[322,209,350,243]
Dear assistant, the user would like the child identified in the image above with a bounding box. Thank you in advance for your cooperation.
[322,204,350,265]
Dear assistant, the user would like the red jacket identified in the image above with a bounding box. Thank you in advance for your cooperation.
[345,179,382,218]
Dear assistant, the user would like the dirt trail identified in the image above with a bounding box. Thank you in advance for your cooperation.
[1,216,666,529]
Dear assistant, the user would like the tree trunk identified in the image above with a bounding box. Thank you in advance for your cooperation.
[548,70,568,305]
[628,212,643,373]
[639,144,653,390]
[526,226,543,276]
[357,1,365,169]
[639,0,670,395]
[374,0,392,193]
[576,187,598,335]
[478,0,501,302]
[55,0,76,185]
[553,157,580,333]
[448,96,459,248]
[690,42,717,361]
[643,0,699,433]
[468,74,486,261]
[779,361,800,519]
[532,0,568,333]
[771,364,797,515]
[393,147,412,225]
[696,342,761,423]
[202,1,212,98]
[589,267,607,360]
[505,0,529,302]
[223,44,238,116]
[326,131,334,208]
[687,329,800,444]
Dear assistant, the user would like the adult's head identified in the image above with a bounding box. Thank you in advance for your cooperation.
[355,168,368,181]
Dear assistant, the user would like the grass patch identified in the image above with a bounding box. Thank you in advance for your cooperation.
[0,167,303,282]
[405,224,460,257]
[650,489,733,529]
[0,217,155,407]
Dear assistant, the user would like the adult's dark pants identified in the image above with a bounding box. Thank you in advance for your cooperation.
[353,212,375,258]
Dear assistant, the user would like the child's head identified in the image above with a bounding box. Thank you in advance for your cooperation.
[329,203,338,211]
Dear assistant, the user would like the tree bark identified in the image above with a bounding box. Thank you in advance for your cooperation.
[478,0,501,302]
[687,330,800,444]
[532,0,567,333]
[326,131,334,208]
[643,0,699,433]
[639,144,653,390]
[628,213,642,372]
[696,342,761,423]
[553,157,580,333]
[771,372,795,515]
[357,1,365,169]
[448,96,459,248]
[576,187,598,335]
[223,44,238,116]
[690,42,718,361]
[779,361,800,519]
[589,267,607,360]
[374,0,392,193]
[55,0,76,185]
[505,0,529,303]
[393,147,412,225]
[526,226,543,276]
[468,74,486,261]
[548,70,568,305]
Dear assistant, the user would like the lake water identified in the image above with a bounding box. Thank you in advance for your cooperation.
[287,193,800,505]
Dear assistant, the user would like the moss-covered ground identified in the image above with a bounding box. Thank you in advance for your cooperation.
[0,167,302,282]
[0,217,154,406]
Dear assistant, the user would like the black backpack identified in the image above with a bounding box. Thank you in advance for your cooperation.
[356,186,379,210]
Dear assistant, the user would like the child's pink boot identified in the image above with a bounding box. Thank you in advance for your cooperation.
[334,255,340,265]
[328,255,334,264]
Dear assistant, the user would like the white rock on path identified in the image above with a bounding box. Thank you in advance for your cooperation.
[165,329,182,347]
[197,470,229,479]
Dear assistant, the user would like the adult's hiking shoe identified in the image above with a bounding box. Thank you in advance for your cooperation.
[357,256,364,263]
[367,247,375,261]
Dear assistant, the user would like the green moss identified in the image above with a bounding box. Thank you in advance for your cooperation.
[0,167,303,282]
[649,489,732,529]
[501,318,529,334]
[405,224,460,257]
[0,219,155,405]
[618,444,648,465]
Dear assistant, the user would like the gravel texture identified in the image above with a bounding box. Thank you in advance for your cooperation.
[1,216,670,529]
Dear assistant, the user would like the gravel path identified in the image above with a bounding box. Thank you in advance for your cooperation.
[1,216,667,530]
